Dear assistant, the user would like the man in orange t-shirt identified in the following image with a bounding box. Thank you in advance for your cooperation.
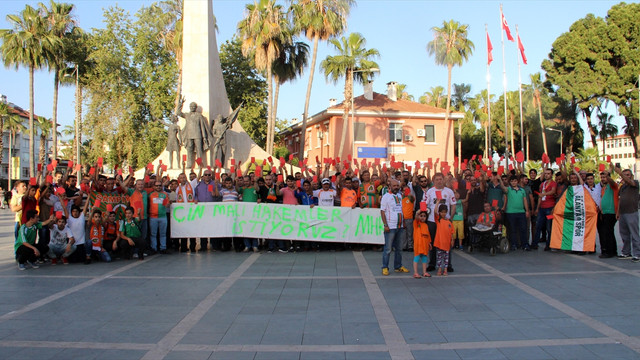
[401,184,415,251]
[339,178,357,209]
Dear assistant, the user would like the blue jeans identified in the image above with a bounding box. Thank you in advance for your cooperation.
[149,217,167,250]
[244,238,258,249]
[533,207,553,247]
[506,213,529,249]
[382,227,405,270]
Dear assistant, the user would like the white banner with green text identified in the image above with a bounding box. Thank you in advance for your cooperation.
[170,202,385,244]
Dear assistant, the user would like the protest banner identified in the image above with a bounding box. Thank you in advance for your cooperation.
[170,202,385,244]
[550,185,597,251]
[89,191,131,220]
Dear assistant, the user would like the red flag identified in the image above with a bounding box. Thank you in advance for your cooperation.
[420,202,427,212]
[501,8,514,41]
[517,33,527,65]
[486,31,494,65]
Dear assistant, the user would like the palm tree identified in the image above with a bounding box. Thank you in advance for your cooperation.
[39,0,77,161]
[5,114,26,190]
[272,40,310,138]
[452,83,471,161]
[419,86,447,107]
[427,20,474,163]
[1,4,62,177]
[469,89,493,159]
[597,111,618,156]
[238,0,290,154]
[290,0,354,159]
[396,83,414,101]
[530,73,549,156]
[320,32,379,157]
[36,115,56,170]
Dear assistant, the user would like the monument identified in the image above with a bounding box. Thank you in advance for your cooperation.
[137,0,272,178]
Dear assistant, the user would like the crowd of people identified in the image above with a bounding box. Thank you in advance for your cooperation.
[8,155,640,278]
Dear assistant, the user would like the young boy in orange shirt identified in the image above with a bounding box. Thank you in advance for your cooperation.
[412,210,431,278]
[434,205,455,276]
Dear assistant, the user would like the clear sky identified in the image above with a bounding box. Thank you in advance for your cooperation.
[0,0,633,145]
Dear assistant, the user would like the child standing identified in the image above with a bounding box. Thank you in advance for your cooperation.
[434,205,455,276]
[103,211,118,255]
[88,209,111,262]
[452,191,465,250]
[412,210,432,278]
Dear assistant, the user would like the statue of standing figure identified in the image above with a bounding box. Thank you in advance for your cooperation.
[211,103,242,167]
[177,99,212,168]
[162,114,182,169]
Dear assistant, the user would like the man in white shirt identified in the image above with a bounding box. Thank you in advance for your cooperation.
[313,178,337,207]
[425,173,456,272]
[583,172,601,209]
[380,179,409,276]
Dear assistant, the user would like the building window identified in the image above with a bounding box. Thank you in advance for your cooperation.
[354,122,366,142]
[323,122,330,145]
[424,125,435,143]
[306,130,312,150]
[389,123,403,143]
[22,167,29,178]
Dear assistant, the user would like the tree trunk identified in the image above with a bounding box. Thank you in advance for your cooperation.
[272,77,281,154]
[299,35,319,160]
[602,138,606,156]
[0,116,4,174]
[444,64,453,164]
[173,53,183,114]
[484,124,489,160]
[29,66,35,178]
[52,70,59,161]
[537,99,548,156]
[457,119,462,167]
[585,108,599,158]
[266,65,274,155]
[510,115,515,158]
[75,82,82,169]
[39,134,46,184]
[8,132,13,191]
[338,69,353,159]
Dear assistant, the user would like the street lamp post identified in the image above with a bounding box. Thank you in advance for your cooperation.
[351,68,379,159]
[546,128,563,158]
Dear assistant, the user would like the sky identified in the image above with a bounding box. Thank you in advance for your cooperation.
[1,0,634,144]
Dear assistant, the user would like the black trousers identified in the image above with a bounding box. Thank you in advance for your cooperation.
[597,214,618,256]
[116,237,147,259]
[180,238,196,252]
[16,244,48,264]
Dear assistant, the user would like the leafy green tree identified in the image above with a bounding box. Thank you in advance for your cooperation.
[468,89,493,158]
[320,32,380,157]
[427,20,474,162]
[237,0,290,155]
[396,83,414,101]
[158,0,183,113]
[1,4,62,176]
[452,82,471,159]
[529,73,549,155]
[4,113,26,189]
[36,115,56,180]
[39,0,78,160]
[219,37,268,148]
[290,0,354,158]
[542,14,613,158]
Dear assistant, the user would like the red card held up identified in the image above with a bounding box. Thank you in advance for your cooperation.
[215,172,221,181]
[271,166,277,174]
[598,163,605,172]
[230,166,235,174]
[236,169,242,177]
[466,182,472,190]
[55,211,63,219]
[147,163,154,171]
[515,151,524,163]
[161,165,167,172]
[46,175,53,184]
[56,187,65,195]
[144,175,150,183]
[255,166,262,175]
[68,161,74,169]
[251,157,255,163]
[94,199,101,208]
[208,184,214,192]
[570,157,575,164]
[215,159,222,168]
[231,158,236,166]
[47,164,54,172]
[37,163,42,172]
[97,157,103,167]
[268,156,273,164]
[106,204,113,212]
[474,170,481,178]
[404,187,411,196]
[182,154,187,162]
[354,168,359,175]
[288,154,294,161]
[51,159,58,168]
[331,175,336,183]
[436,191,442,200]
[296,180,301,188]
[75,164,82,173]
[347,154,352,161]
[492,199,498,208]
[419,202,427,212]
[29,177,37,186]
[606,155,611,163]
[461,162,467,170]
[313,175,318,183]
[195,157,202,166]
[452,181,459,190]
[471,155,477,161]
[277,174,283,182]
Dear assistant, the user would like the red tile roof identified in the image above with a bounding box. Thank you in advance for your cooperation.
[328,92,455,114]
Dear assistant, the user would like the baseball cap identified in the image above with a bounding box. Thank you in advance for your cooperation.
[321,178,331,185]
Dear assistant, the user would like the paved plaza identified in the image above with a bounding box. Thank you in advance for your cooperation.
[0,210,639,360]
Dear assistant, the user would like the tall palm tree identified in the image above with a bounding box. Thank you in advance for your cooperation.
[396,83,414,101]
[530,73,549,156]
[0,102,9,170]
[290,0,354,159]
[39,0,77,161]
[427,20,474,163]
[419,86,447,107]
[469,89,493,159]
[238,0,290,154]
[320,32,379,157]
[36,115,56,171]
[272,40,309,141]
[597,111,618,156]
[452,83,471,161]
[1,4,61,177]
[5,114,26,190]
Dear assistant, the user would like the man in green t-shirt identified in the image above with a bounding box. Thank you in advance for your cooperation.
[502,175,530,251]
[15,209,55,270]
[240,175,260,252]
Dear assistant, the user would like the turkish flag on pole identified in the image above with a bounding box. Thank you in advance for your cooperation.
[486,31,494,66]
[517,33,527,65]
[501,8,514,41]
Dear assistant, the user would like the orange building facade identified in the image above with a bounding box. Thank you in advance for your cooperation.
[280,91,464,167]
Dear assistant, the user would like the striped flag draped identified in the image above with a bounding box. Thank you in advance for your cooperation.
[550,186,597,251]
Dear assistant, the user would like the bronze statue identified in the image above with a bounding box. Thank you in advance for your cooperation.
[211,103,242,166]
[162,114,182,169]
[177,99,212,168]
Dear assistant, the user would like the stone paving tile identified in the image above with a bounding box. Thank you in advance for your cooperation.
[583,343,640,360]
[254,351,299,360]
[539,344,603,359]
[163,350,213,360]
[498,346,555,360]
[300,352,346,360]
[412,349,462,360]
[345,351,391,359]
[455,348,508,359]
[209,352,256,360]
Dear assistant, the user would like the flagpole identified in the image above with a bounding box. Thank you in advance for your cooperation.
[486,24,492,162]
[516,25,525,162]
[500,4,509,171]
